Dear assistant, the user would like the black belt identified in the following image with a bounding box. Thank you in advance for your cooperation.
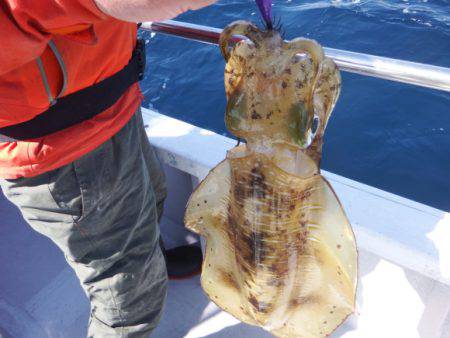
[0,39,146,142]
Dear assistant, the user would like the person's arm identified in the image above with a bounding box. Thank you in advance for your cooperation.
[93,0,216,23]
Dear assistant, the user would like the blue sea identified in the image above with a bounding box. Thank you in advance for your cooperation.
[140,0,450,211]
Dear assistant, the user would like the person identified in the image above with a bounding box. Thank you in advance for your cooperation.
[0,1,216,337]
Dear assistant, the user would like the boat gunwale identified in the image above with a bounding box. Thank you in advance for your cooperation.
[141,107,450,286]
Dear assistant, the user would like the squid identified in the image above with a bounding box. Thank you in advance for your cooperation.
[184,20,358,338]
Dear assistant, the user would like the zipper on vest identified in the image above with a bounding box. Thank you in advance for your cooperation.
[36,40,68,106]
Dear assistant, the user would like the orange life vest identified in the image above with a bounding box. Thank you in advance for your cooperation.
[0,0,142,179]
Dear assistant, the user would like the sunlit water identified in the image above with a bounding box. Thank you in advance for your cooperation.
[140,0,450,210]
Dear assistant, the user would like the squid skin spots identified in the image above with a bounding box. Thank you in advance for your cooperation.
[220,270,240,290]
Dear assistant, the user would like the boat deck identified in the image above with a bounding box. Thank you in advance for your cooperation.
[0,185,358,338]
[2,178,449,338]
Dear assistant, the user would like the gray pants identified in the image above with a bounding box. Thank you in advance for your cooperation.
[0,110,168,337]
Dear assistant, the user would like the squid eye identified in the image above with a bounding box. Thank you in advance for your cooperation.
[311,115,320,135]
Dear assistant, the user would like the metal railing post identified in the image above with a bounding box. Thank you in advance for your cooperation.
[141,20,450,93]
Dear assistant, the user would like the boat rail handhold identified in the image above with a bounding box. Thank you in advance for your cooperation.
[141,20,450,93]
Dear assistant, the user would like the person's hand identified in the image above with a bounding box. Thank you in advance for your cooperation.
[94,0,217,23]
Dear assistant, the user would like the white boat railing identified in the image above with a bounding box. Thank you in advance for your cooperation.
[141,107,450,287]
[141,20,450,93]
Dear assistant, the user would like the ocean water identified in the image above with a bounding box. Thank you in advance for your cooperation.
[140,0,450,211]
